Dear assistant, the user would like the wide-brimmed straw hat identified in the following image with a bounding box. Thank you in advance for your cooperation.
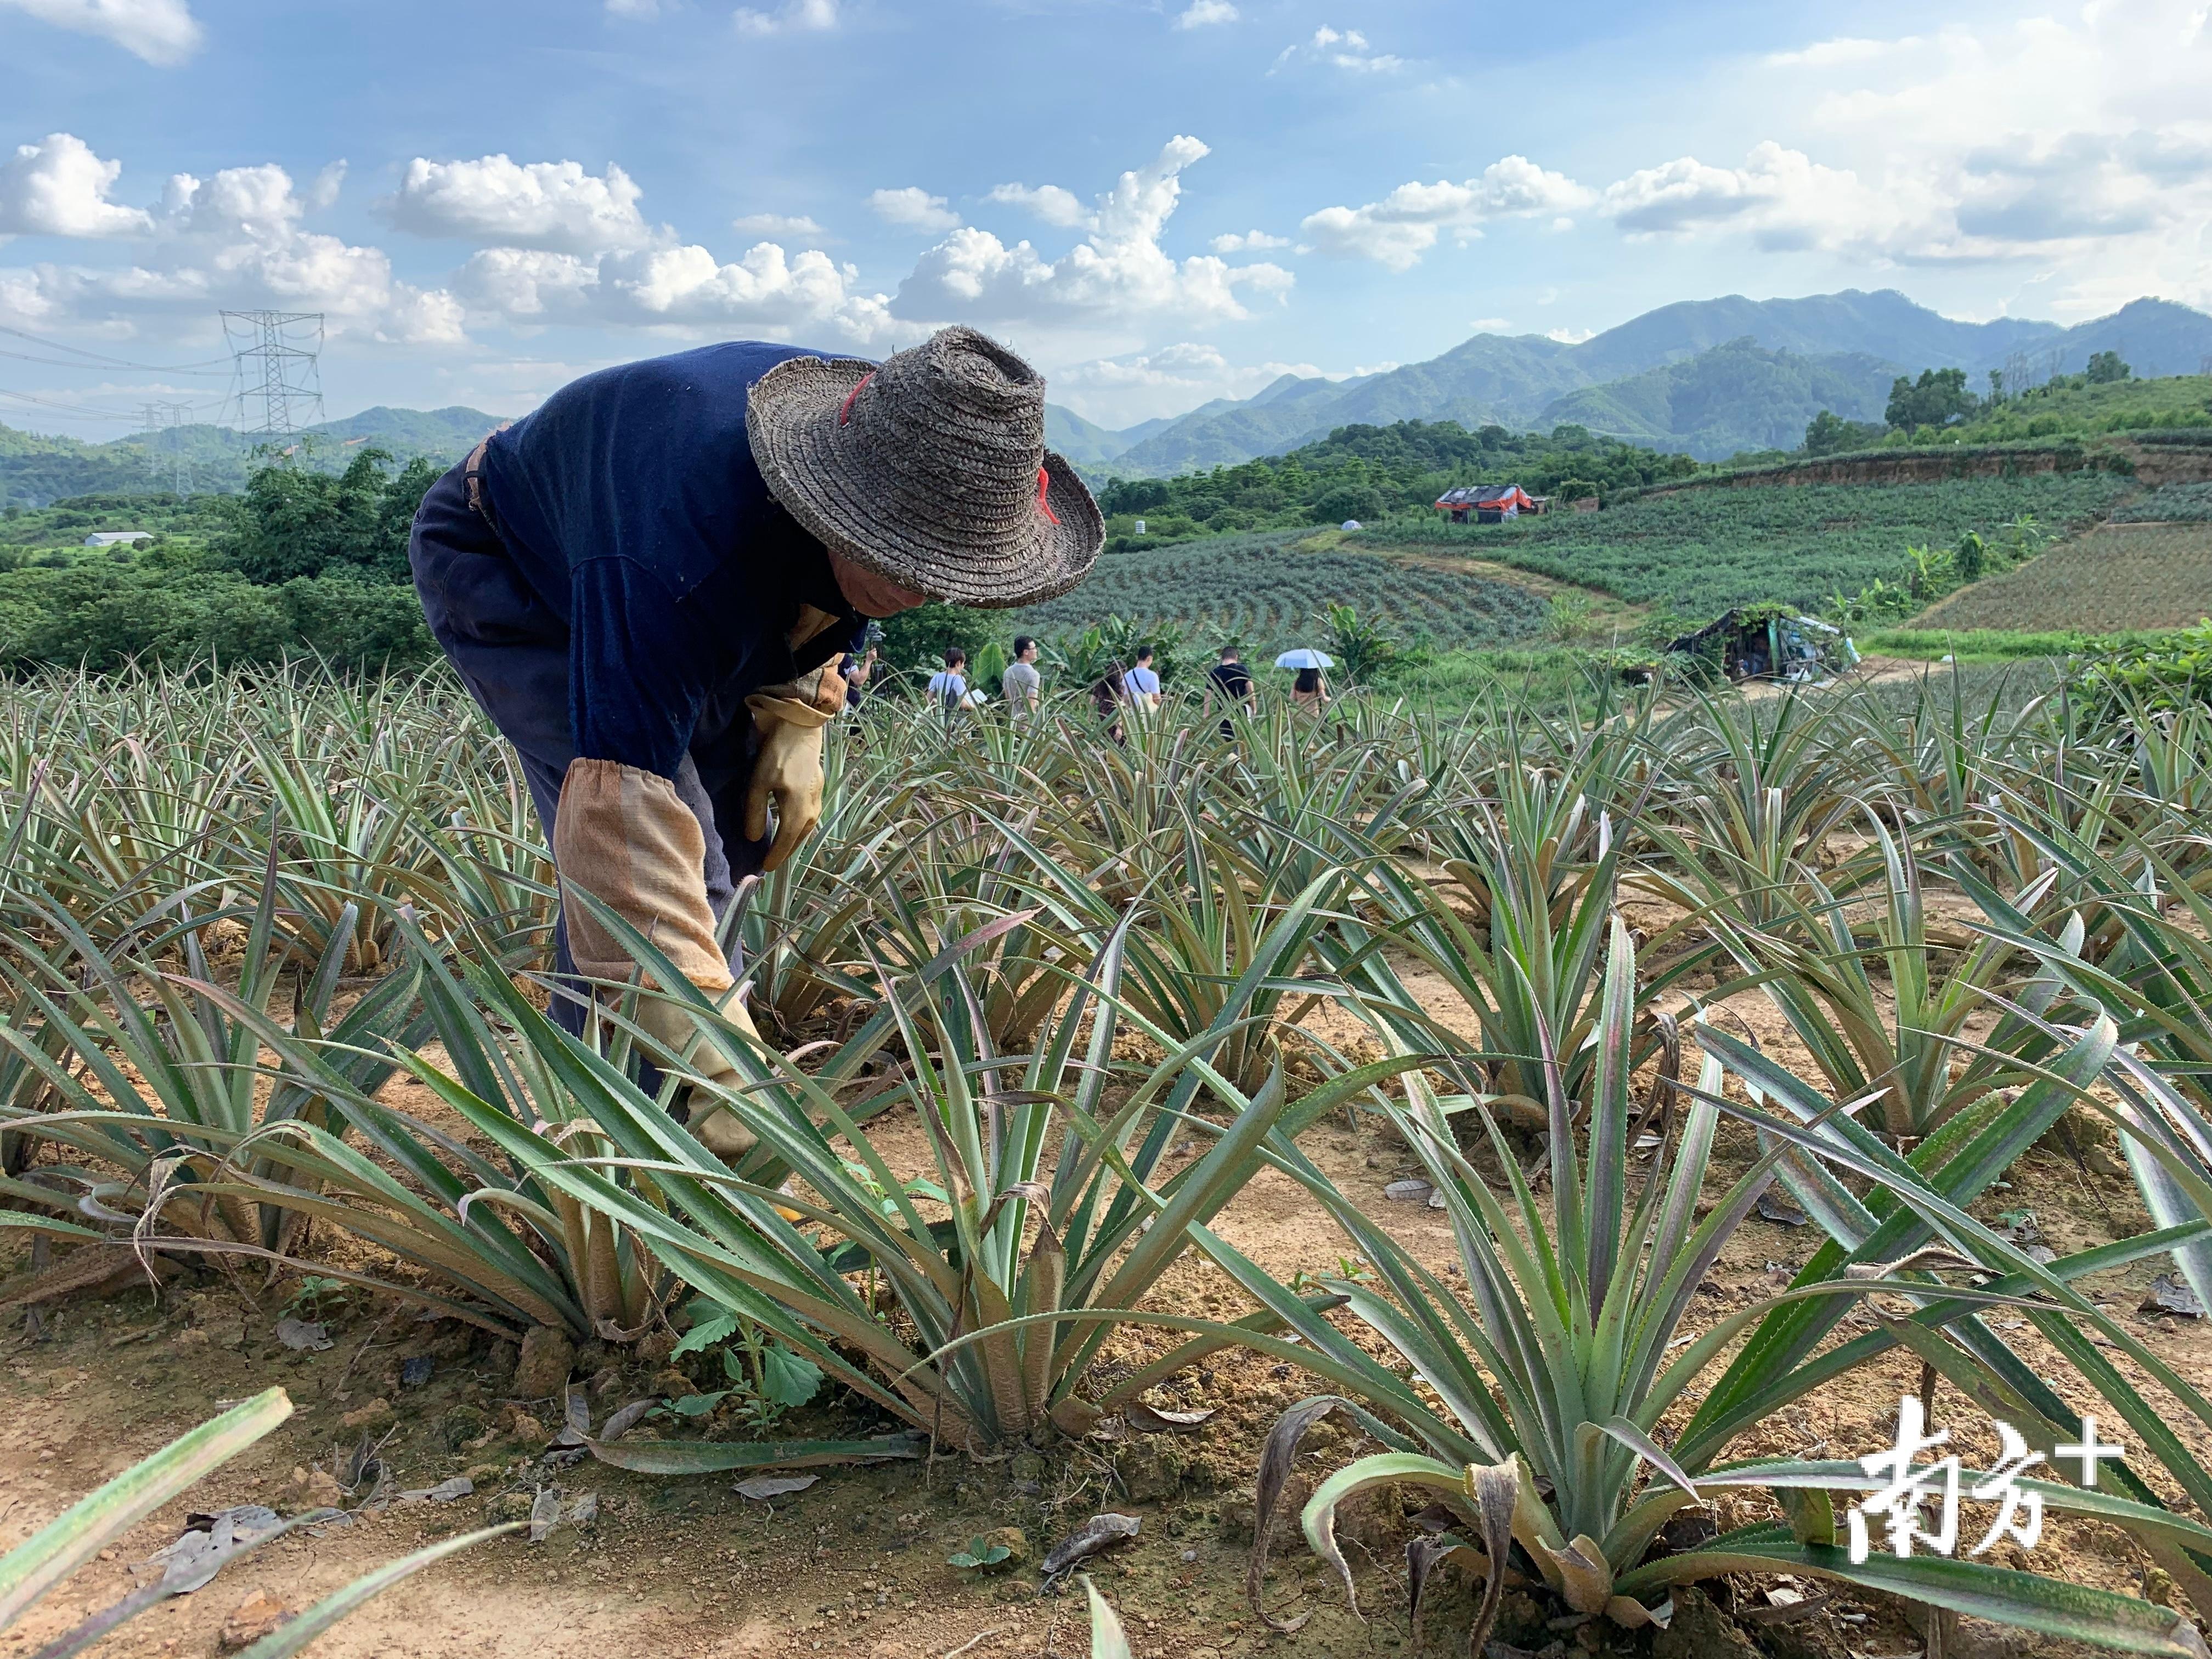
[747,326,1103,610]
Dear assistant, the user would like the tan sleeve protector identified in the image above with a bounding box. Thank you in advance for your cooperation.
[552,758,733,994]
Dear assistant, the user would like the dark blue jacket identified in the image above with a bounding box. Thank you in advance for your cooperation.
[479,341,863,780]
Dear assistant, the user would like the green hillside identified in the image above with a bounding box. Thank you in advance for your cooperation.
[1356,472,2134,616]
[1941,373,2212,443]
[0,408,499,509]
[1538,340,1895,456]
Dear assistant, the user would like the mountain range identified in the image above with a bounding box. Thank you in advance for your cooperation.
[1047,290,2212,473]
[10,290,2212,511]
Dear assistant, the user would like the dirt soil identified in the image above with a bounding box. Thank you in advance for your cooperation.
[3,967,2206,1659]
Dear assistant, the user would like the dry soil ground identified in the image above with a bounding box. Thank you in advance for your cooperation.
[2,964,2206,1659]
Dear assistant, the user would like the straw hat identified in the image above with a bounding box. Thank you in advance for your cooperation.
[746,326,1103,609]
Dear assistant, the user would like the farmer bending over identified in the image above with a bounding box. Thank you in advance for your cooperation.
[410,328,1102,1154]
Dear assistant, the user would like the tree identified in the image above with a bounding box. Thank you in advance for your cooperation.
[1310,482,1385,526]
[1803,409,1883,455]
[2086,350,2132,385]
[1884,369,1979,431]
[208,448,436,584]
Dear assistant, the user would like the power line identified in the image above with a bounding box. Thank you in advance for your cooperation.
[0,324,232,375]
[221,310,323,441]
[0,386,145,422]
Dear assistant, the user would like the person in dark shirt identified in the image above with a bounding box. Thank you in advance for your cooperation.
[409,326,1101,1154]
[1205,645,1256,736]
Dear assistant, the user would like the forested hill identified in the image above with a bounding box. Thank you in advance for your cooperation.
[1096,417,1695,540]
[0,408,498,509]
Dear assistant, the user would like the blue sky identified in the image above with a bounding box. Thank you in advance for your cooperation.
[4,0,2208,435]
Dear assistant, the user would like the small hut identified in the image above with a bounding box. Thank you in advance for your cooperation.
[1434,484,1539,524]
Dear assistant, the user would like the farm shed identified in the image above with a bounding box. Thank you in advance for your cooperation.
[1667,606,1856,682]
[1435,484,1541,524]
[83,531,154,548]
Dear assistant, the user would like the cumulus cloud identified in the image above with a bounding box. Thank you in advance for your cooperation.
[732,211,826,237]
[733,0,836,35]
[382,155,659,255]
[1469,317,1511,331]
[888,136,1293,330]
[1546,326,1595,344]
[869,187,960,233]
[0,133,152,238]
[1209,229,1289,252]
[0,142,461,344]
[1645,1,2212,302]
[450,239,898,343]
[1273,24,1401,73]
[0,0,201,64]
[985,182,1091,229]
[1173,0,1237,27]
[1300,156,1592,270]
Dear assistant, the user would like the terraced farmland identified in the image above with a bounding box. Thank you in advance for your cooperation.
[1355,472,2135,613]
[1013,529,1550,649]
[1914,520,2212,631]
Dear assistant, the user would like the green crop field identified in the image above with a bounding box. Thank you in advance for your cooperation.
[1914,521,2212,631]
[2114,482,2212,522]
[1013,529,1550,650]
[1351,472,2134,614]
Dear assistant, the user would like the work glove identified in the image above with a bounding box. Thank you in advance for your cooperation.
[743,661,845,872]
[631,987,763,1160]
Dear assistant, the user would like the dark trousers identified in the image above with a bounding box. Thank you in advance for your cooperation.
[408,459,746,1038]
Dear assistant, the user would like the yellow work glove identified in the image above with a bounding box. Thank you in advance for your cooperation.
[632,988,763,1160]
[743,661,844,872]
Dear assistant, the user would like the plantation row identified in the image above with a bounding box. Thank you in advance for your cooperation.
[2,663,2210,1654]
[1014,531,1551,648]
[1355,471,2135,613]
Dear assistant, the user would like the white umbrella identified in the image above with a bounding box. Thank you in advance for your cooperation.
[1274,648,1335,670]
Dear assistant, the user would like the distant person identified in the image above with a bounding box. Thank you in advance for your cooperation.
[1206,645,1255,737]
[927,647,969,712]
[1092,659,1130,746]
[1122,645,1161,713]
[1291,666,1331,710]
[839,646,876,709]
[1002,635,1043,718]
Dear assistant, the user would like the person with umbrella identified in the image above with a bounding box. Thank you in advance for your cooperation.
[1276,647,1334,710]
[409,326,1102,1156]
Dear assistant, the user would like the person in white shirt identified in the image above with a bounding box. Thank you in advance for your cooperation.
[926,647,969,712]
[1001,634,1043,717]
[1121,644,1161,713]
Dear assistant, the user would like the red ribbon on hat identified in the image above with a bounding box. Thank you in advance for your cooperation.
[838,371,875,427]
[1035,465,1059,526]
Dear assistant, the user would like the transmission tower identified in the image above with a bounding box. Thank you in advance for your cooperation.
[220,310,324,444]
[137,400,197,495]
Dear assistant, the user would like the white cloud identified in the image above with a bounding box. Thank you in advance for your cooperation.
[869,186,960,233]
[732,212,826,237]
[605,0,659,13]
[1053,342,1329,425]
[1300,156,1593,270]
[451,239,899,343]
[0,133,152,238]
[986,182,1091,229]
[1209,229,1289,252]
[1469,317,1510,331]
[1,146,460,345]
[733,0,836,35]
[1545,326,1595,344]
[1639,2,2212,307]
[1173,0,1237,27]
[382,155,659,255]
[0,0,201,64]
[888,136,1293,330]
[1273,24,1402,74]
[1764,35,1915,68]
